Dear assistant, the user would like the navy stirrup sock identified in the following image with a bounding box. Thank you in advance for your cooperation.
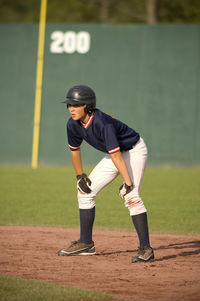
[79,207,95,244]
[132,212,150,248]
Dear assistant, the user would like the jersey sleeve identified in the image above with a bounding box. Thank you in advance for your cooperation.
[103,123,120,154]
[67,121,83,151]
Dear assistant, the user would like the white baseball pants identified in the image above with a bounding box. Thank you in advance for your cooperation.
[78,137,148,216]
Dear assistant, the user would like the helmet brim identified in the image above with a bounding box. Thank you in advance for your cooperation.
[61,98,86,105]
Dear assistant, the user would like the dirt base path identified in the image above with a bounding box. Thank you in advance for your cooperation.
[0,226,200,301]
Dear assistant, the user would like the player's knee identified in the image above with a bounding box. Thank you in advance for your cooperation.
[125,196,147,216]
[123,188,147,215]
[78,192,95,209]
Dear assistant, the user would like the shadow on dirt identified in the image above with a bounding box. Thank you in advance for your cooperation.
[96,240,200,261]
[154,240,200,262]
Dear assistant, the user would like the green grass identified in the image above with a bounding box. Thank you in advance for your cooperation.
[0,274,118,301]
[0,166,200,234]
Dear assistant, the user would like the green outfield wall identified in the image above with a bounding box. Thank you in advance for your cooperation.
[0,24,200,166]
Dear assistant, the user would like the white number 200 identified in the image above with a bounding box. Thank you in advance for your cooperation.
[50,31,91,54]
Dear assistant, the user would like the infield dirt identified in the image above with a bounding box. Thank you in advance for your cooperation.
[0,226,200,301]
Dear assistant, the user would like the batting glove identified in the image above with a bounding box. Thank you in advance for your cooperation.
[119,183,134,199]
[77,173,92,194]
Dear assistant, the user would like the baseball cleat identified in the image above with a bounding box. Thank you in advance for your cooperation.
[57,240,96,256]
[131,246,154,263]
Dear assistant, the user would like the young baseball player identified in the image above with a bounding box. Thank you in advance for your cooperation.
[58,85,154,262]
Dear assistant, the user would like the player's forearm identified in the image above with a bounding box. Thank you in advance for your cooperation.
[110,151,132,186]
[70,149,83,175]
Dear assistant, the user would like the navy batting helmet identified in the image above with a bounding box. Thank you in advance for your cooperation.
[62,85,96,114]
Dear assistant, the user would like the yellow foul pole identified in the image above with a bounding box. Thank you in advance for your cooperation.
[31,0,47,168]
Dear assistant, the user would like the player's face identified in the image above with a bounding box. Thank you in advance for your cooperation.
[68,104,88,122]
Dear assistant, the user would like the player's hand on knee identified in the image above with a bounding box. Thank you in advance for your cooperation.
[77,173,92,194]
[119,183,133,199]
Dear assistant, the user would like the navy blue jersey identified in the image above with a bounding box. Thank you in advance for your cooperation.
[67,109,140,154]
